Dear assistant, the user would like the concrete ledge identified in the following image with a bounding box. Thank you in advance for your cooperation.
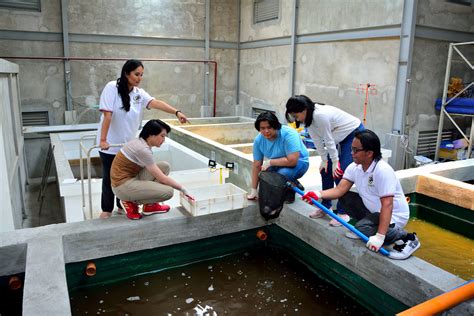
[416,174,474,210]
[0,58,19,73]
[277,200,473,314]
[397,159,474,195]
[0,243,26,275]
[23,238,70,316]
[1,202,473,315]
[62,204,264,263]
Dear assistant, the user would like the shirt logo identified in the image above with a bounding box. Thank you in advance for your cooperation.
[368,175,374,186]
[133,95,141,102]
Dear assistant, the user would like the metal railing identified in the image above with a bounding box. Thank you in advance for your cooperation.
[434,41,474,161]
[79,135,122,219]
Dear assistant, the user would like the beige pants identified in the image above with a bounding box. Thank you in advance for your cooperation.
[112,161,174,205]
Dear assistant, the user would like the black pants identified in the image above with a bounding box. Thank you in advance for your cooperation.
[99,151,121,212]
[339,191,406,244]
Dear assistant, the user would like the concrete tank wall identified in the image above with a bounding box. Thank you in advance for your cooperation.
[50,129,227,222]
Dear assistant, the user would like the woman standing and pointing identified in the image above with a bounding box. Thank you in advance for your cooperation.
[97,59,189,219]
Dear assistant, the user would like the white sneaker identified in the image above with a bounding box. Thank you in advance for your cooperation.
[329,214,350,227]
[309,208,326,219]
[345,231,360,239]
[388,233,421,260]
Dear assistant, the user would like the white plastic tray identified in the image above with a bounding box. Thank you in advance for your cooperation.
[180,183,248,216]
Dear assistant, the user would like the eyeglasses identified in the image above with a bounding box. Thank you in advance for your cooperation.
[351,147,365,153]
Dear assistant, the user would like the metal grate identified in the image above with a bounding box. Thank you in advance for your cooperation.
[252,107,275,118]
[254,0,279,24]
[22,111,50,126]
[0,0,41,11]
[446,0,472,6]
[416,129,454,157]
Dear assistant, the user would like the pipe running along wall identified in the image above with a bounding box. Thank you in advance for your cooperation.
[0,56,218,117]
[397,280,474,315]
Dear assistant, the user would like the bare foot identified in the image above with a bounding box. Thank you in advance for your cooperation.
[99,212,112,219]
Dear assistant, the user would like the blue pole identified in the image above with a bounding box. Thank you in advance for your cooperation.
[290,185,390,257]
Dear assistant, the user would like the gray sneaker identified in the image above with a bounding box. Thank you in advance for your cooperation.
[344,231,360,239]
[388,233,420,260]
[115,208,125,215]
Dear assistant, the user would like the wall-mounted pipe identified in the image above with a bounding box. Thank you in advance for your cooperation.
[392,0,417,135]
[60,0,72,112]
[236,0,242,106]
[0,56,218,117]
[8,276,22,290]
[85,262,96,276]
[204,0,210,109]
[288,0,298,97]
[256,230,267,241]
[397,280,474,315]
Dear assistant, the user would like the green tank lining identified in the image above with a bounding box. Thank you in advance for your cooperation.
[67,226,407,315]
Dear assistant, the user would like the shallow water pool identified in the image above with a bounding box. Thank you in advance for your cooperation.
[69,247,370,315]
[405,218,474,280]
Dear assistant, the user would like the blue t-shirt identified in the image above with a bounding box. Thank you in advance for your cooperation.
[253,125,309,162]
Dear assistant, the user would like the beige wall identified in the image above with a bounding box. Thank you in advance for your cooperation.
[239,45,291,118]
[68,1,206,38]
[0,0,62,32]
[0,0,239,124]
[238,0,402,134]
[298,0,403,34]
[294,39,400,134]
[417,0,474,32]
[1,0,473,169]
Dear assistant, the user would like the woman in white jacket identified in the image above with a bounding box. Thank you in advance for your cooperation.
[285,95,364,226]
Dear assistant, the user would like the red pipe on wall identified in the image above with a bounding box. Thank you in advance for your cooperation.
[0,56,218,117]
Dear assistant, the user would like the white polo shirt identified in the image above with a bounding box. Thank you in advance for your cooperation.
[343,159,409,228]
[97,81,154,155]
[306,104,361,161]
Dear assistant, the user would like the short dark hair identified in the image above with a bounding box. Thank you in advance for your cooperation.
[254,111,281,131]
[285,95,319,127]
[139,119,171,140]
[354,129,382,161]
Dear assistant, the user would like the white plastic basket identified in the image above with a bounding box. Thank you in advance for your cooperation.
[180,183,248,216]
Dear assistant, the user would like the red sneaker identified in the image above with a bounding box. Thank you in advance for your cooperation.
[142,203,171,215]
[120,200,142,220]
